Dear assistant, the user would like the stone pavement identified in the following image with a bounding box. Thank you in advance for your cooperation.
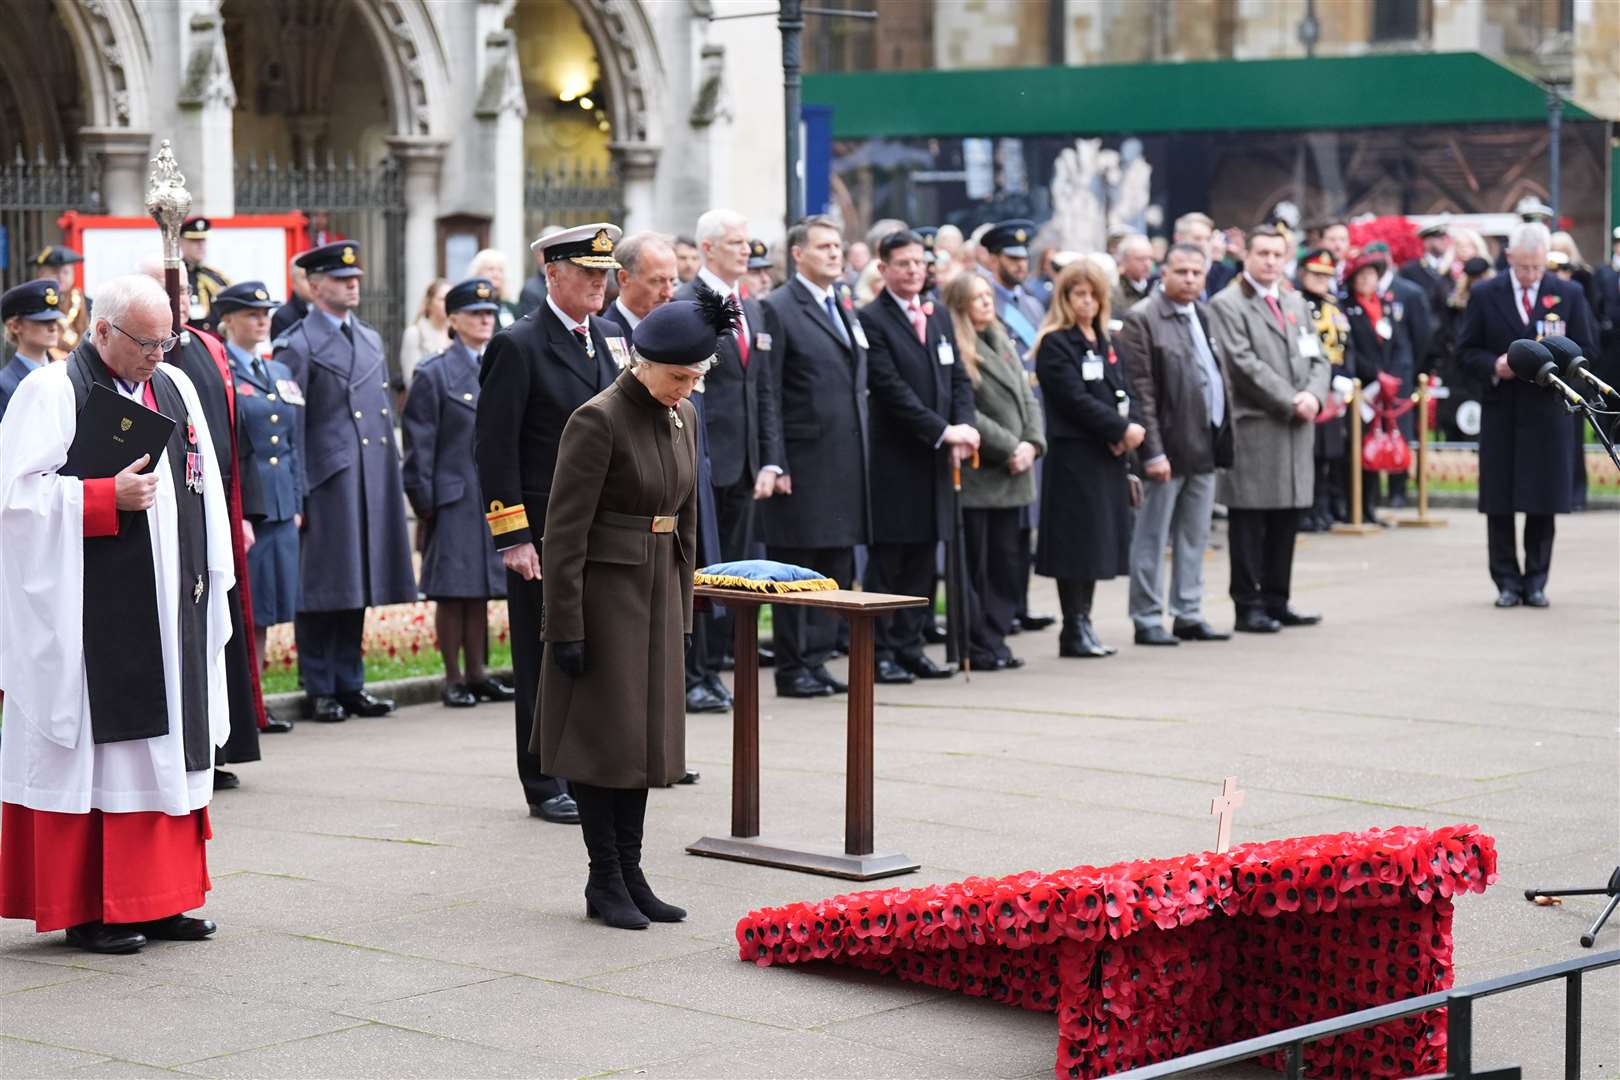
[2,509,1617,1080]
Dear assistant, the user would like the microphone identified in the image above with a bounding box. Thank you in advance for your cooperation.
[1505,339,1586,407]
[1543,335,1617,400]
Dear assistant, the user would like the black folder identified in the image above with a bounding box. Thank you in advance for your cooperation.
[62,383,175,479]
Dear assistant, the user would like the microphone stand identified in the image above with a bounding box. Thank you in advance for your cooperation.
[1560,391,1620,472]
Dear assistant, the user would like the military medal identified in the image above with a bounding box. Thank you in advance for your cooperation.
[184,414,204,493]
[193,575,205,604]
[669,406,683,429]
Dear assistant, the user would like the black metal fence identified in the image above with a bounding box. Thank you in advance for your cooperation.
[235,154,407,348]
[0,145,102,290]
[523,161,625,238]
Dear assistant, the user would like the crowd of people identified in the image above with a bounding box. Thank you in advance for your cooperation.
[0,196,1613,947]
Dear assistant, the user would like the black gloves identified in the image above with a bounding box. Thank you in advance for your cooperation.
[551,640,586,678]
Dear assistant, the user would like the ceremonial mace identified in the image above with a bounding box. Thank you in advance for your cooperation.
[146,140,193,338]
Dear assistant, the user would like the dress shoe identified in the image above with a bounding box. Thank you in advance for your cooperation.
[685,683,730,713]
[311,696,347,722]
[530,793,581,824]
[923,621,949,645]
[901,654,954,680]
[584,871,649,930]
[1493,589,1522,608]
[336,690,394,717]
[677,770,700,785]
[1059,618,1112,658]
[1234,610,1282,634]
[469,676,516,702]
[1173,620,1231,642]
[1269,608,1322,627]
[213,769,240,790]
[875,658,916,685]
[1020,612,1057,631]
[1523,589,1549,608]
[971,653,1024,671]
[1134,625,1180,647]
[758,646,776,668]
[136,914,217,941]
[442,683,477,708]
[811,666,848,693]
[1079,617,1117,656]
[776,671,834,698]
[65,921,145,954]
[702,673,733,705]
[263,709,294,734]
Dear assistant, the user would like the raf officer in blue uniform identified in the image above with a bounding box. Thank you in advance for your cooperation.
[275,241,417,722]
[1,280,66,423]
[402,278,514,710]
[218,281,301,733]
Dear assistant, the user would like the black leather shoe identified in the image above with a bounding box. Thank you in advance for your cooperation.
[1269,608,1322,627]
[213,769,239,790]
[469,676,516,702]
[758,646,776,668]
[1494,589,1522,608]
[677,770,700,785]
[442,683,477,708]
[136,914,217,941]
[263,709,294,734]
[811,666,848,693]
[530,793,581,824]
[776,671,834,698]
[1234,611,1283,634]
[901,654,954,679]
[685,683,730,713]
[972,654,1024,671]
[1134,625,1180,646]
[875,659,916,685]
[1523,590,1549,608]
[65,921,146,954]
[1173,620,1231,642]
[336,690,394,717]
[701,673,733,705]
[311,696,347,723]
[1019,612,1057,631]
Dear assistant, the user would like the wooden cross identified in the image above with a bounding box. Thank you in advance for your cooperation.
[1210,776,1245,854]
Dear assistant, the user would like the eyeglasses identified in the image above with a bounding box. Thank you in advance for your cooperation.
[109,321,180,356]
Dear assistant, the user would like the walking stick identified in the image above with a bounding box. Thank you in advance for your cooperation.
[950,452,978,677]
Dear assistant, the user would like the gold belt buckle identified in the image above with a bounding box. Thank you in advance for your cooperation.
[650,515,676,533]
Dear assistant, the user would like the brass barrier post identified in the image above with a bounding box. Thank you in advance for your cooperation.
[1398,374,1449,528]
[1333,381,1381,535]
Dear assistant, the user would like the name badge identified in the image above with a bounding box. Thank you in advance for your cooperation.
[937,341,955,366]
[754,332,772,352]
[1081,359,1105,381]
[275,379,306,406]
[850,320,869,350]
[1298,333,1323,359]
[1375,318,1392,341]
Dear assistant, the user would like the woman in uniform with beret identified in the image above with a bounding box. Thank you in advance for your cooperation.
[401,278,514,709]
[538,287,738,930]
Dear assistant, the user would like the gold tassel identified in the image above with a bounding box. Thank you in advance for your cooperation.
[694,573,839,594]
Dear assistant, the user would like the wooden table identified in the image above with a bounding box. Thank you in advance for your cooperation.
[685,586,928,880]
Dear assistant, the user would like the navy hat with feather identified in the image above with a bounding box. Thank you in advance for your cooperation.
[630,283,740,366]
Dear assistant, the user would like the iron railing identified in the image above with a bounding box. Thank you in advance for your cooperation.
[523,160,625,235]
[1113,949,1618,1080]
[0,144,102,290]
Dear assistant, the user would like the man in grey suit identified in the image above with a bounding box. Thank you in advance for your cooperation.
[1206,225,1331,634]
[1117,243,1233,647]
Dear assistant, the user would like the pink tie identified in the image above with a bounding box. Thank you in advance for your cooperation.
[1264,294,1287,335]
[907,300,927,344]
[1520,289,1533,324]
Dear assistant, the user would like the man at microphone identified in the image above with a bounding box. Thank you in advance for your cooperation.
[1454,222,1598,609]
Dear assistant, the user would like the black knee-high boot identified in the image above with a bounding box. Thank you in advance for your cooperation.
[613,788,685,922]
[1057,579,1111,658]
[573,782,648,930]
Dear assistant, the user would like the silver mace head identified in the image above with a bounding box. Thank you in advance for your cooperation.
[146,139,192,267]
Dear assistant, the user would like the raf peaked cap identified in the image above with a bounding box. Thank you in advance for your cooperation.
[34,244,83,268]
[182,216,212,239]
[296,241,365,278]
[533,222,622,269]
[214,280,280,313]
[446,277,500,314]
[747,238,771,270]
[982,219,1037,258]
[631,284,740,366]
[1299,248,1337,277]
[2,279,68,322]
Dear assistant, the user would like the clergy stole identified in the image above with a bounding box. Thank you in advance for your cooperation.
[65,343,213,771]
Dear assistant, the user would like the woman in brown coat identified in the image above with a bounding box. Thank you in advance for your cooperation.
[538,288,737,930]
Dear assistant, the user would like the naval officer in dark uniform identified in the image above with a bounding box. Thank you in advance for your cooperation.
[475,222,627,825]
[274,241,417,722]
[402,278,514,710]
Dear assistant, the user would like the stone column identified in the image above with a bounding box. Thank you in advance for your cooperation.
[175,13,238,217]
[385,136,449,312]
[610,142,661,231]
[474,30,529,285]
[80,129,154,216]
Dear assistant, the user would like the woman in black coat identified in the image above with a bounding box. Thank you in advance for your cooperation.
[1033,259,1144,658]
[1342,252,1420,508]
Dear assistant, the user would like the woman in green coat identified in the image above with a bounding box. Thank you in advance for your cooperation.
[943,273,1046,670]
[539,288,738,930]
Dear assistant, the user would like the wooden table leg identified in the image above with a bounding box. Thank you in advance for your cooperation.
[845,613,875,857]
[731,600,760,839]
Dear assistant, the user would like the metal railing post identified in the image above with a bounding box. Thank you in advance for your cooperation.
[1564,972,1581,1080]
[1447,993,1473,1077]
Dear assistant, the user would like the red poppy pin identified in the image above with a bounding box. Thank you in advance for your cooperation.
[922,300,935,317]
[1541,295,1559,309]
[1108,348,1118,365]
[1286,311,1297,325]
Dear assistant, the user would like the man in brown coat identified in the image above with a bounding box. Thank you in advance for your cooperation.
[1207,225,1331,634]
[1117,243,1233,647]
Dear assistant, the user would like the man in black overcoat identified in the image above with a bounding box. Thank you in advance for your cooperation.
[475,223,626,823]
[758,216,870,698]
[857,230,977,683]
[1454,222,1598,608]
